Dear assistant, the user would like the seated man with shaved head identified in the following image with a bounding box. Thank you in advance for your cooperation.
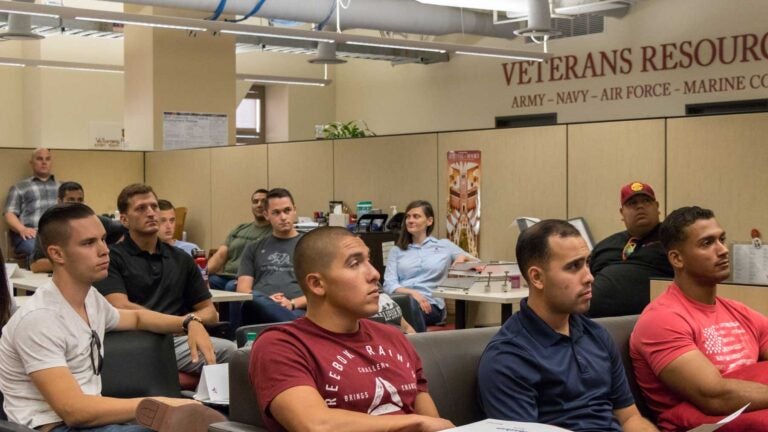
[249,227,453,432]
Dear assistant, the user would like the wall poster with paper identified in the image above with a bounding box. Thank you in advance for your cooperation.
[447,150,481,257]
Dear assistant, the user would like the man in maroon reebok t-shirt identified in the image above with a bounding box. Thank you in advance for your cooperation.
[250,227,453,432]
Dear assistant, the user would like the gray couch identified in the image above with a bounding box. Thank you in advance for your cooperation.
[209,315,649,431]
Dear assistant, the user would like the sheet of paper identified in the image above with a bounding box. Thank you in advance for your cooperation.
[686,403,749,432]
[5,263,21,278]
[194,363,229,404]
[443,419,571,432]
[732,244,768,284]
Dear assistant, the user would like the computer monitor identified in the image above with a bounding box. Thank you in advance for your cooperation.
[514,216,595,251]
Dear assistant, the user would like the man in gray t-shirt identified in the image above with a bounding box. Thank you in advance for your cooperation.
[236,188,306,325]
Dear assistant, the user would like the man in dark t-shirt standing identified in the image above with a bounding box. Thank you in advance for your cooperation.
[236,188,306,325]
[95,183,235,373]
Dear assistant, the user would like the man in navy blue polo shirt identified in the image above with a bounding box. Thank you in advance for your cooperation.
[477,219,657,431]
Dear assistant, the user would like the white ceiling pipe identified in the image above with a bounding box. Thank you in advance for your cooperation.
[104,0,521,39]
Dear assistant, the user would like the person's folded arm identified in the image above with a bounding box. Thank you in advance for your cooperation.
[206,245,228,275]
[115,308,216,366]
[269,386,454,432]
[236,275,254,294]
[659,349,768,415]
[191,299,219,325]
[614,404,658,431]
[30,367,142,427]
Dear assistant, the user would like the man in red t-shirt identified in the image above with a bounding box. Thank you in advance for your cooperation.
[250,226,454,432]
[630,206,768,431]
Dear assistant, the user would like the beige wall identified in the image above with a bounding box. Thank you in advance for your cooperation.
[0,148,143,257]
[568,119,667,242]
[438,127,567,261]
[667,112,768,244]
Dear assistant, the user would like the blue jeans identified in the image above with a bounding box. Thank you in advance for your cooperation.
[51,424,151,432]
[241,292,305,325]
[424,304,446,326]
[9,231,35,265]
[209,275,241,329]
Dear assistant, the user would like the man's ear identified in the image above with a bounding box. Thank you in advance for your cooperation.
[119,213,128,228]
[304,272,326,297]
[667,248,683,270]
[47,245,65,266]
[527,265,546,291]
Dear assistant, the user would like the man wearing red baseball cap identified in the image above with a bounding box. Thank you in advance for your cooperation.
[587,181,673,317]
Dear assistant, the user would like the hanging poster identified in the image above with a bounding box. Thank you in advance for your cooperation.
[447,150,481,257]
[163,112,228,149]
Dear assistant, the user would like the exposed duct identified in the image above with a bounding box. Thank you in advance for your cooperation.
[100,0,524,39]
[514,0,559,38]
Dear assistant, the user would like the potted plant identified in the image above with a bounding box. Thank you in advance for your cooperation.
[322,120,375,139]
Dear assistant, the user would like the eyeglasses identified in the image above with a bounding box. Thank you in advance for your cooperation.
[90,330,103,376]
[622,237,639,261]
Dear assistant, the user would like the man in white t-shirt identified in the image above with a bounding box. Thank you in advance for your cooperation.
[0,203,224,432]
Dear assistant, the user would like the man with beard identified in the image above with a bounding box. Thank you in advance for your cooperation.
[478,219,656,432]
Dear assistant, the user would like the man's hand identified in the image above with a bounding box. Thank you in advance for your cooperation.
[415,415,455,431]
[270,293,292,310]
[186,321,216,366]
[19,227,37,240]
[409,291,432,314]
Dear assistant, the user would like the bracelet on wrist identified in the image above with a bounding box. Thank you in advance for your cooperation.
[182,313,203,334]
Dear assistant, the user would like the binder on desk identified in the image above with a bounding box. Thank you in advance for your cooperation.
[438,276,477,290]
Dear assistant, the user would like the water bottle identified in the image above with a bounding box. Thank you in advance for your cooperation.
[244,332,257,349]
[192,249,208,283]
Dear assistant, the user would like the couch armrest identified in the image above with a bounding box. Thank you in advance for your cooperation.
[208,421,268,432]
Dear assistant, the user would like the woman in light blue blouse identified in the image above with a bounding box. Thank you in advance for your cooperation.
[383,200,473,327]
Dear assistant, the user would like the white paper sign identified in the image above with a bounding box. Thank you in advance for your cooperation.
[444,419,571,432]
[163,112,228,149]
[686,403,749,432]
[732,244,768,284]
[194,363,229,404]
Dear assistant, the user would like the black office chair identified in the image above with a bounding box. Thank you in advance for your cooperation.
[235,322,291,348]
[101,330,182,398]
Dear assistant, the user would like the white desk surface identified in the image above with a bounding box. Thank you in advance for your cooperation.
[434,281,529,304]
[11,271,251,303]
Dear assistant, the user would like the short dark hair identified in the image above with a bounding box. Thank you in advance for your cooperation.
[157,199,174,211]
[660,206,716,251]
[516,219,581,285]
[396,200,435,250]
[38,203,96,259]
[58,181,84,200]
[253,188,269,196]
[117,183,157,213]
[265,188,294,209]
[294,227,356,294]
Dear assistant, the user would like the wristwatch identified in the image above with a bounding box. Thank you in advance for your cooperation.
[182,313,203,334]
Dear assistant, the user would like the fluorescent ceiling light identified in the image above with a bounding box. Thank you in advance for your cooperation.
[220,29,333,43]
[454,50,546,61]
[75,16,207,32]
[0,9,59,19]
[555,1,633,14]
[415,0,525,11]
[37,65,123,73]
[346,41,446,54]
[239,74,331,87]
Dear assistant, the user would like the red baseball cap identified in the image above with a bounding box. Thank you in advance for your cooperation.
[620,182,656,205]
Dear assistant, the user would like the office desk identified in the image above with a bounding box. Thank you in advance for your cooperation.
[433,282,529,329]
[11,272,251,303]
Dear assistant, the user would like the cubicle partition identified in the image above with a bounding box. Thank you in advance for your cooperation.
[3,111,768,268]
[0,148,144,257]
